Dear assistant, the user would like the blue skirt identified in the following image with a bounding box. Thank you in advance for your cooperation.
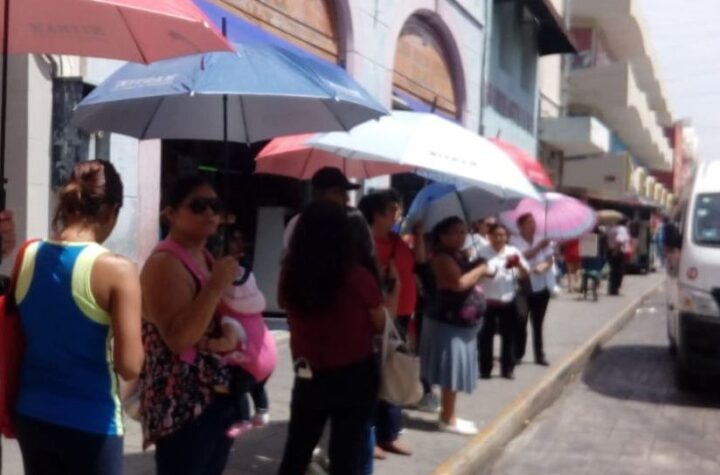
[420,317,480,394]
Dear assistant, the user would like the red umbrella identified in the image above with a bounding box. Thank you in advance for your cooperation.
[490,138,554,189]
[0,0,232,209]
[0,0,231,63]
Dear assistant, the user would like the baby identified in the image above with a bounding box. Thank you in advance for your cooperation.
[182,232,278,438]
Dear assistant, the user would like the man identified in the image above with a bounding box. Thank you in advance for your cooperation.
[359,190,419,457]
[607,218,630,295]
[283,167,376,276]
[511,214,552,366]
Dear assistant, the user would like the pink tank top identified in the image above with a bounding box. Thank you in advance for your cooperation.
[156,239,277,382]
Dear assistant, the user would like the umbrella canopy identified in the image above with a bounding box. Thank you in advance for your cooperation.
[0,0,232,62]
[0,0,232,214]
[500,192,597,242]
[308,111,540,201]
[72,42,388,143]
[255,133,412,180]
[597,209,625,225]
[405,182,521,232]
[490,138,554,189]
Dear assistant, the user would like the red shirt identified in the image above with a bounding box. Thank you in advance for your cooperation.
[375,234,417,317]
[284,265,383,371]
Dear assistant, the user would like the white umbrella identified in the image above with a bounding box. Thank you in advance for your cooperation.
[405,182,520,232]
[308,111,540,201]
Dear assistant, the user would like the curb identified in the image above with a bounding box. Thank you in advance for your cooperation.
[433,279,665,475]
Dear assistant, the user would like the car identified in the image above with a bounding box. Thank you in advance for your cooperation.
[667,161,720,391]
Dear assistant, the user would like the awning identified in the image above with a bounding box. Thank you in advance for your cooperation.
[521,0,578,56]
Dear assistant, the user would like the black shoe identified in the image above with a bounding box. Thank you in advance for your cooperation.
[501,371,515,380]
[535,358,550,366]
[480,373,492,380]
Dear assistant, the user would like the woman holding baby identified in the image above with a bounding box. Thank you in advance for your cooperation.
[139,175,271,475]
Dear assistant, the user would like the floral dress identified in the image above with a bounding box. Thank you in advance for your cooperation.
[139,240,231,448]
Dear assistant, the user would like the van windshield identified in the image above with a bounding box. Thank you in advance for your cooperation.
[694,193,720,246]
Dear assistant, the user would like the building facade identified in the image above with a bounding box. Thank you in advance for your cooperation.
[542,0,676,207]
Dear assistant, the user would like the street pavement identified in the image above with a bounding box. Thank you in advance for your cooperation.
[489,289,720,475]
[1,273,664,474]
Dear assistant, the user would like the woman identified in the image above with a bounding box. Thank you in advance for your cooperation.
[140,175,241,475]
[358,190,416,457]
[422,217,492,436]
[14,160,143,475]
[477,224,529,380]
[278,202,397,475]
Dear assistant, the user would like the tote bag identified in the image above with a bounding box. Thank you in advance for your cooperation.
[378,313,423,406]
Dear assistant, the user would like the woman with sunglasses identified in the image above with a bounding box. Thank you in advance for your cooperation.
[139,175,242,475]
[13,160,143,475]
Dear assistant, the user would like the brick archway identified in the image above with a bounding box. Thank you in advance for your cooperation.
[392,14,462,119]
[215,0,346,65]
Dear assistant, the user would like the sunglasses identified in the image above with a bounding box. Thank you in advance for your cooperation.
[186,197,223,215]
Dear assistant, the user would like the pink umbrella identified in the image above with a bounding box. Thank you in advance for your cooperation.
[0,0,232,211]
[256,133,413,180]
[501,192,597,242]
[490,138,554,189]
[1,0,231,63]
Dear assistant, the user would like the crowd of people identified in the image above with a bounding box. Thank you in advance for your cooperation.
[6,162,641,475]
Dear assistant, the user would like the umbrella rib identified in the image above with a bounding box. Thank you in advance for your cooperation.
[302,147,313,179]
[139,98,167,140]
[321,99,350,132]
[116,7,149,64]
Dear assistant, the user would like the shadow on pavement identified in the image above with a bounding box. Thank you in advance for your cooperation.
[582,344,720,408]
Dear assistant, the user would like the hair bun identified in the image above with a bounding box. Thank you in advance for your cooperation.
[53,160,124,230]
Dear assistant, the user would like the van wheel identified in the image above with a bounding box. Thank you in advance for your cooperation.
[675,363,698,392]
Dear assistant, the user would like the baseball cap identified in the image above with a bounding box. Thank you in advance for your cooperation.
[311,167,360,191]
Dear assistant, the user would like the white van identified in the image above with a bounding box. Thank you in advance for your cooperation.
[667,160,720,389]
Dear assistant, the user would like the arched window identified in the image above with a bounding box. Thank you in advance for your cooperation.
[217,0,343,64]
[393,16,460,118]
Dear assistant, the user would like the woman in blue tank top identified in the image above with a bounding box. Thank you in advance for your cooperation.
[14,160,144,475]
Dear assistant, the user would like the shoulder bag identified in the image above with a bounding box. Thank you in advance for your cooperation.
[0,239,38,438]
[378,312,423,406]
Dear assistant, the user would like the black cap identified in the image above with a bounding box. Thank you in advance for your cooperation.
[311,167,360,191]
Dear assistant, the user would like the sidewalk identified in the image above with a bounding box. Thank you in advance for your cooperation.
[1,274,664,475]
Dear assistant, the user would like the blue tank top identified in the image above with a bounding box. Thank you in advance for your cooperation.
[15,241,123,436]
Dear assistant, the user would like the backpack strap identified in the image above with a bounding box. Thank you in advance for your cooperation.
[6,239,39,306]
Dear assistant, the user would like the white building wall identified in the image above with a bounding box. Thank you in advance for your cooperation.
[9,0,488,265]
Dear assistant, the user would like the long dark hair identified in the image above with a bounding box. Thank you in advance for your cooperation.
[431,216,465,251]
[281,202,357,316]
[53,160,123,231]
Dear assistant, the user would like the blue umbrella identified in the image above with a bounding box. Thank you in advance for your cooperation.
[71,40,387,143]
[405,182,521,232]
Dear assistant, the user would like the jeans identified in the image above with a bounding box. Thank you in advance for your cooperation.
[250,380,269,412]
[278,357,378,475]
[230,367,271,421]
[479,302,517,377]
[155,395,238,475]
[15,415,123,475]
[608,251,625,294]
[515,289,551,361]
